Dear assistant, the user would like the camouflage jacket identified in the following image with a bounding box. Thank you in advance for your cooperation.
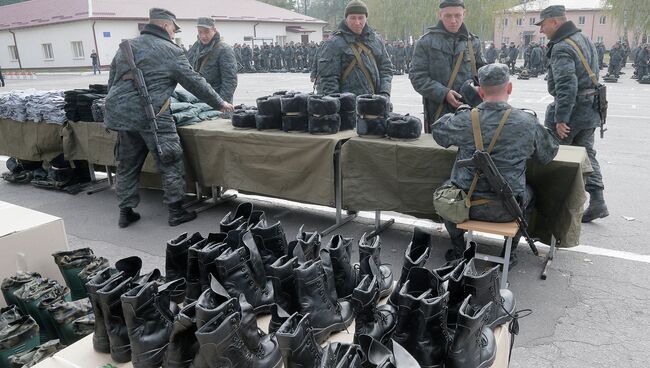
[432,101,559,200]
[187,35,238,103]
[409,21,486,126]
[609,47,624,64]
[485,47,498,63]
[545,21,600,130]
[317,21,393,96]
[530,47,544,65]
[508,46,519,61]
[105,24,224,132]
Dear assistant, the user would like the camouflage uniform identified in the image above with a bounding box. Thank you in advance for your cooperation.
[187,34,238,103]
[317,21,393,96]
[409,21,486,130]
[272,44,283,69]
[105,22,225,209]
[529,45,544,74]
[545,21,603,192]
[507,44,519,72]
[608,44,624,76]
[241,45,253,71]
[485,45,498,64]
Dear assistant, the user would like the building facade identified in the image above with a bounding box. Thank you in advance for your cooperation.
[0,0,326,70]
[494,0,634,48]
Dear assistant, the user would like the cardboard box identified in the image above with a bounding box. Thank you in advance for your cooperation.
[0,201,68,307]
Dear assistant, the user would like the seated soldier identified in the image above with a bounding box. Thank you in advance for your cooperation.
[432,63,559,267]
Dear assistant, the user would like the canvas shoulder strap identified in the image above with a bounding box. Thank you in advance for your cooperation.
[564,38,599,87]
[341,42,377,93]
[467,36,478,78]
[198,41,224,73]
[465,107,512,206]
[433,50,465,122]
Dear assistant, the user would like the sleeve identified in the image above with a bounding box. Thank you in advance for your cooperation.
[376,38,394,97]
[532,123,560,165]
[409,37,449,104]
[431,113,462,148]
[218,47,238,103]
[316,39,342,95]
[172,50,225,110]
[474,38,487,69]
[549,45,578,124]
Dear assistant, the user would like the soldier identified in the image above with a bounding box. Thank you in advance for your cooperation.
[316,0,393,97]
[282,42,293,70]
[104,8,234,228]
[241,43,253,71]
[253,44,261,70]
[529,42,544,75]
[597,42,606,69]
[523,43,532,68]
[385,40,394,65]
[90,49,100,75]
[607,42,623,77]
[485,43,498,64]
[393,42,406,74]
[507,41,519,73]
[432,63,559,264]
[498,43,508,63]
[405,42,414,70]
[409,0,486,132]
[233,44,242,67]
[538,5,608,222]
[638,44,650,79]
[261,43,271,71]
[295,43,305,70]
[186,17,238,103]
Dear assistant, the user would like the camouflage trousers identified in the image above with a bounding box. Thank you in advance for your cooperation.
[115,122,186,209]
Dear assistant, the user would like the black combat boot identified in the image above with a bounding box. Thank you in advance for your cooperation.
[97,274,137,362]
[293,225,321,261]
[184,236,211,304]
[462,259,515,329]
[357,335,421,368]
[276,313,323,368]
[268,256,300,333]
[443,261,467,330]
[196,233,228,291]
[166,232,204,302]
[220,202,254,232]
[388,227,431,307]
[319,343,364,368]
[295,259,354,344]
[446,296,496,368]
[168,201,197,227]
[392,268,450,368]
[215,232,275,315]
[358,233,394,298]
[351,275,397,345]
[119,207,141,228]
[163,302,199,368]
[323,235,356,299]
[582,189,609,223]
[251,221,288,272]
[193,311,283,368]
[121,279,183,368]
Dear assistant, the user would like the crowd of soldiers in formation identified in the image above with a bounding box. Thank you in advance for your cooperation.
[605,41,650,83]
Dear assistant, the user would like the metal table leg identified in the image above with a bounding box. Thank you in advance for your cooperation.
[322,142,357,235]
[367,211,395,238]
[85,163,111,195]
[191,186,237,213]
[541,235,557,280]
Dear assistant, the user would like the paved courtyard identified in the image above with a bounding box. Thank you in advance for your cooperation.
[1,65,649,367]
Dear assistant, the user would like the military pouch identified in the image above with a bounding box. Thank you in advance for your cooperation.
[158,138,183,165]
[433,184,470,224]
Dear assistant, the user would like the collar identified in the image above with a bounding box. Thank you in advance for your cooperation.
[548,21,580,47]
[337,20,373,42]
[478,101,511,110]
[428,21,471,40]
[141,23,173,42]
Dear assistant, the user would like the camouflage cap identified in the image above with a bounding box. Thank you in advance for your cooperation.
[440,0,465,8]
[197,17,215,29]
[149,7,181,32]
[478,63,510,86]
[535,5,565,25]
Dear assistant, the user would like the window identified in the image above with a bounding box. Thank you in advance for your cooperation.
[529,17,536,25]
[516,18,524,26]
[599,16,606,24]
[579,16,586,25]
[8,45,18,61]
[71,41,84,58]
[502,37,510,44]
[42,43,54,59]
[597,36,604,43]
[503,18,509,26]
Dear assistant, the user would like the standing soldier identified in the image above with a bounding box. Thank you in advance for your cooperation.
[90,49,101,75]
[485,43,498,64]
[283,42,294,70]
[405,42,414,70]
[261,43,271,71]
[529,42,544,75]
[597,42,606,69]
[409,0,485,132]
[523,43,532,68]
[607,42,623,77]
[104,8,234,228]
[272,43,283,69]
[385,41,394,66]
[538,5,608,222]
[233,44,242,68]
[186,17,238,104]
[393,42,406,74]
[507,41,519,73]
[241,43,253,71]
[253,45,261,70]
[316,0,393,97]
[498,43,508,63]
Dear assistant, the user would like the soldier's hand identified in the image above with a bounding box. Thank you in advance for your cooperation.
[556,122,571,139]
[446,90,463,109]
[220,102,235,113]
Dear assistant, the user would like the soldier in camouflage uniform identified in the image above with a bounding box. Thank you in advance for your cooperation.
[507,41,519,73]
[186,17,238,104]
[393,42,406,74]
[241,44,253,71]
[409,0,486,132]
[272,43,283,69]
[538,5,608,222]
[253,45,261,70]
[432,63,559,265]
[485,43,498,64]
[317,0,393,97]
[262,43,272,70]
[105,8,234,228]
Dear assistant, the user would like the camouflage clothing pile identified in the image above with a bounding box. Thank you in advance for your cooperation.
[52,248,107,300]
[8,339,66,368]
[0,312,39,368]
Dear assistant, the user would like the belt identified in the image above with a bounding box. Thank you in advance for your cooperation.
[577,89,597,96]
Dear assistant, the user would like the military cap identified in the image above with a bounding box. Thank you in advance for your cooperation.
[197,17,215,29]
[440,0,465,9]
[149,8,181,32]
[535,5,565,25]
[478,63,510,86]
[345,0,368,17]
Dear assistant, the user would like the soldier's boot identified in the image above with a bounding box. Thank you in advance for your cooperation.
[0,315,40,366]
[219,202,253,232]
[351,275,397,345]
[268,256,300,333]
[320,343,364,367]
[295,259,354,344]
[357,233,393,298]
[357,335,420,368]
[163,302,199,368]
[97,274,136,362]
[323,235,356,300]
[1,272,41,310]
[45,297,93,345]
[462,259,515,330]
[388,227,432,307]
[118,207,141,228]
[251,221,288,274]
[196,236,229,292]
[184,237,210,304]
[52,248,95,300]
[293,225,321,261]
[166,232,204,303]
[446,296,496,368]
[582,189,609,223]
[276,312,324,368]
[168,201,197,227]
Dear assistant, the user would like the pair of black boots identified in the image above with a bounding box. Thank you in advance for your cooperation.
[119,200,196,228]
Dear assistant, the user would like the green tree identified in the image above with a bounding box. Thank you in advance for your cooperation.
[603,0,650,47]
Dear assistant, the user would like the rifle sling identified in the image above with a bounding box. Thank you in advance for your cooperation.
[434,50,464,122]
[564,38,599,87]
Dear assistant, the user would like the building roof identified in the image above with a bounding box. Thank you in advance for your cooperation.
[508,0,608,12]
[0,0,327,30]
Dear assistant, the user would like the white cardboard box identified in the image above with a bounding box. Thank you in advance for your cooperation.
[0,201,68,307]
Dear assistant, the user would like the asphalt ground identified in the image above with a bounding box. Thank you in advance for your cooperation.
[1,64,649,367]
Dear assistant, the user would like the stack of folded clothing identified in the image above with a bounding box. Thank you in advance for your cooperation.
[91,98,105,123]
[64,84,108,122]
[0,89,36,121]
[25,90,66,124]
[169,90,221,126]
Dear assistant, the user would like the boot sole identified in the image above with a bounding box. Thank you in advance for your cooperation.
[581,210,609,223]
[110,344,132,363]
[313,313,354,344]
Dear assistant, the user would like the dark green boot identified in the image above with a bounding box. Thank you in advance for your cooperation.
[52,248,96,300]
[1,272,41,311]
[45,297,93,345]
[7,339,66,368]
[0,315,40,368]
[582,189,609,223]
